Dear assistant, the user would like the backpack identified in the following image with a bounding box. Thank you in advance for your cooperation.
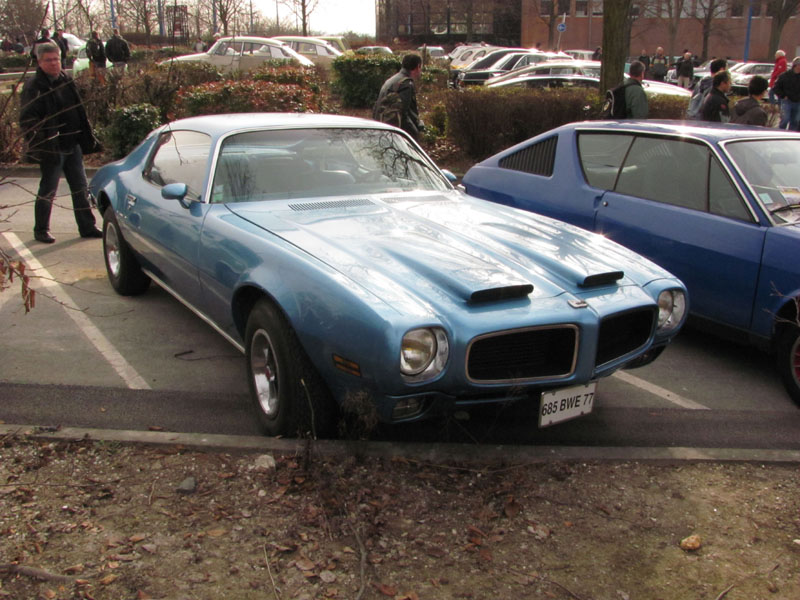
[602,83,627,119]
[686,77,712,119]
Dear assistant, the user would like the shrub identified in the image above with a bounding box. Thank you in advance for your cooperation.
[331,54,400,108]
[251,62,330,111]
[445,87,598,159]
[0,99,21,164]
[104,103,162,159]
[0,54,32,71]
[174,80,320,118]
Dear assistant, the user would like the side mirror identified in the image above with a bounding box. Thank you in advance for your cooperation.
[441,169,459,184]
[161,182,189,201]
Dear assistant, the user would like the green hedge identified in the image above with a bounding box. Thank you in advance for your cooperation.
[174,80,321,118]
[331,54,400,109]
[444,87,690,160]
[105,103,162,159]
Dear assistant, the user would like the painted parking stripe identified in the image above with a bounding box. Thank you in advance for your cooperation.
[612,370,710,410]
[2,232,151,390]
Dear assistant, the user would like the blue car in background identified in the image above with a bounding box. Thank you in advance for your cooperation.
[89,114,687,437]
[462,121,800,405]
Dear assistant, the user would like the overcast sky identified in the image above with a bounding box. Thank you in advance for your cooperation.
[259,0,377,37]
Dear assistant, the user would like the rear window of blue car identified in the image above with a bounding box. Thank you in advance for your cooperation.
[499,136,557,177]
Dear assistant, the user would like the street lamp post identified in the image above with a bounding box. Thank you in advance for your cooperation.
[743,0,754,61]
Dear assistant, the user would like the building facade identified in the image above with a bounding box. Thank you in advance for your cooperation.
[377,0,800,62]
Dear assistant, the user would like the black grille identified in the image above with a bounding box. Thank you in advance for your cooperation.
[596,308,655,366]
[467,327,576,382]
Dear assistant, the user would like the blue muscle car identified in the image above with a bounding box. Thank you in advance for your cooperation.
[90,114,687,437]
[463,120,800,406]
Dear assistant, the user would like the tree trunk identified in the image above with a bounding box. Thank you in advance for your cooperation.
[600,0,633,93]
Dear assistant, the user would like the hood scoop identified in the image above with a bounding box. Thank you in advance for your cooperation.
[469,284,534,304]
[289,198,374,211]
[579,271,624,287]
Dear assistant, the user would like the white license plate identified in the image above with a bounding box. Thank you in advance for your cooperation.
[539,382,596,427]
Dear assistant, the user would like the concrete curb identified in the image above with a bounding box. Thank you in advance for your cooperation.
[3,424,800,465]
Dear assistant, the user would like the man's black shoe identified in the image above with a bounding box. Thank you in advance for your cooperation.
[34,231,56,244]
[80,227,103,239]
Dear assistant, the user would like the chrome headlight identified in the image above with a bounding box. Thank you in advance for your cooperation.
[400,327,449,382]
[657,289,687,332]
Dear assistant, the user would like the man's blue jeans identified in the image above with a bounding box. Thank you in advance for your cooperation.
[34,144,97,235]
[778,99,800,130]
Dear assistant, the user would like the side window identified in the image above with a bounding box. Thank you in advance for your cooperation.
[499,136,557,177]
[615,136,707,211]
[143,130,212,200]
[709,157,752,221]
[577,133,634,190]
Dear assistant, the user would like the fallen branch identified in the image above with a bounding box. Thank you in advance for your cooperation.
[0,563,75,584]
[350,522,368,600]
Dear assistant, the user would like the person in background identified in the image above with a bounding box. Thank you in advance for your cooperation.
[30,28,50,64]
[625,60,649,119]
[86,30,107,84]
[769,50,787,105]
[19,42,103,243]
[373,53,424,141]
[193,37,206,53]
[637,49,650,78]
[731,75,769,126]
[650,47,668,81]
[105,28,131,70]
[773,56,800,130]
[676,51,694,88]
[52,29,69,68]
[1,37,13,53]
[592,46,602,61]
[700,70,731,123]
[686,58,727,119]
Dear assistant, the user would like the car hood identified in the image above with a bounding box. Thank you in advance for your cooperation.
[227,191,670,307]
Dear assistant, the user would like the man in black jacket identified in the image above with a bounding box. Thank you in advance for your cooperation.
[105,28,131,70]
[373,53,424,141]
[20,42,102,243]
[86,31,107,84]
[700,71,731,123]
[773,56,800,130]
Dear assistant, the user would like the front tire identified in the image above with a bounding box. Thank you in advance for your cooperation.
[245,299,337,437]
[103,208,150,296]
[777,324,800,406]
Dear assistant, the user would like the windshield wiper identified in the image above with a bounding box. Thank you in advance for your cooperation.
[770,203,800,214]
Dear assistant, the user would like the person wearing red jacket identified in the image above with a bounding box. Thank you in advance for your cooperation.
[769,50,787,104]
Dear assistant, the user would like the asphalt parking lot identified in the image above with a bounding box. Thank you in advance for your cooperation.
[2,176,799,453]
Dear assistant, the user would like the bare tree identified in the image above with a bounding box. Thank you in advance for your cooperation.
[600,0,633,93]
[0,0,48,44]
[534,0,571,51]
[282,0,318,36]
[691,0,730,61]
[767,0,800,58]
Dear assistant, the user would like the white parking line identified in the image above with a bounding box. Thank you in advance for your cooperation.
[2,232,151,390]
[612,370,710,410]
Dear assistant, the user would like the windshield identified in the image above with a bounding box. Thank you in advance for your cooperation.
[725,139,800,224]
[211,128,451,203]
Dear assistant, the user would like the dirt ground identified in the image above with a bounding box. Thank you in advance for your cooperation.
[1,433,799,600]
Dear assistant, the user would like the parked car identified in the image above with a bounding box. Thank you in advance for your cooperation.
[89,113,687,436]
[71,44,113,76]
[164,36,313,72]
[448,44,503,85]
[273,36,342,66]
[486,59,601,86]
[418,45,446,58]
[730,62,773,94]
[463,121,800,405]
[319,36,350,53]
[563,49,594,61]
[457,50,552,86]
[486,70,692,101]
[354,45,393,55]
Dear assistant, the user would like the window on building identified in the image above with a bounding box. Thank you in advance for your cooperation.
[731,0,744,17]
[576,0,588,16]
[593,0,604,16]
[541,0,553,16]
